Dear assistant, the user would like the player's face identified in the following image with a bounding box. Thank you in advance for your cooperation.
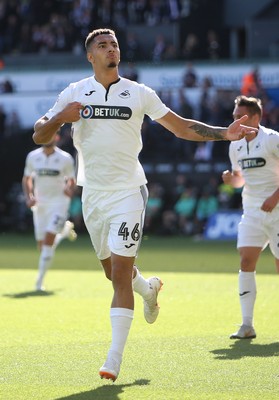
[232,105,259,128]
[87,34,120,69]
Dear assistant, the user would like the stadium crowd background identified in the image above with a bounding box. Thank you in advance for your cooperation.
[0,0,279,237]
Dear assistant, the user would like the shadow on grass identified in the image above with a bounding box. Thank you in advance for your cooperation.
[3,290,55,299]
[55,378,150,400]
[211,340,279,360]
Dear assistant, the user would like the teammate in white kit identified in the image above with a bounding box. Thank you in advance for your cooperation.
[222,95,279,340]
[32,28,257,381]
[22,134,77,291]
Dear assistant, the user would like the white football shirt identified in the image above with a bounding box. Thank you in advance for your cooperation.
[23,147,75,204]
[229,125,279,208]
[45,76,169,190]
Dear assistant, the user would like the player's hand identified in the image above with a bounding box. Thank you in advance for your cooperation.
[64,187,74,198]
[226,115,258,141]
[222,170,233,184]
[261,196,278,213]
[26,197,36,208]
[58,102,84,123]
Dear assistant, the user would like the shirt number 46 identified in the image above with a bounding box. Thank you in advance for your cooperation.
[118,222,140,241]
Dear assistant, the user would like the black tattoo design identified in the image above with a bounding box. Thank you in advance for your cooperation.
[189,123,225,140]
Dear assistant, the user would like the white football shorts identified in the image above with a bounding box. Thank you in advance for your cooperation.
[82,185,148,260]
[237,207,279,259]
[32,202,69,241]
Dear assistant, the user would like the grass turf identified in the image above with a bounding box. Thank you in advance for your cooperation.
[1,233,279,399]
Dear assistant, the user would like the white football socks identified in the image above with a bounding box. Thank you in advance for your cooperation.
[53,233,63,249]
[238,270,257,327]
[36,245,54,289]
[132,267,151,299]
[108,307,134,363]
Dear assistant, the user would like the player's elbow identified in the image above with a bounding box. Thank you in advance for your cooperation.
[32,132,45,145]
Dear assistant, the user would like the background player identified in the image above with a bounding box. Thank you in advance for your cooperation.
[22,133,77,291]
[222,95,279,339]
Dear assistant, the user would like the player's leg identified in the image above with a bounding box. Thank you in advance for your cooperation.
[35,231,56,291]
[132,267,163,324]
[99,253,135,381]
[102,257,163,324]
[230,246,260,339]
[230,212,265,339]
[268,211,279,274]
[35,207,66,290]
[53,220,77,248]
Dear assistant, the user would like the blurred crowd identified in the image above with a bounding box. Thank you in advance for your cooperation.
[144,174,242,237]
[0,0,222,62]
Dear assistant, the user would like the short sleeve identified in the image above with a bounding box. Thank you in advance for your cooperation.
[141,84,170,121]
[45,85,72,120]
[23,153,33,177]
[229,143,241,172]
[266,130,279,158]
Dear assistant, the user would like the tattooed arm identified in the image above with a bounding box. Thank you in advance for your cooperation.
[156,110,256,142]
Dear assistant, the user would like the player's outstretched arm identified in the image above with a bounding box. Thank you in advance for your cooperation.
[156,111,257,142]
[33,102,83,145]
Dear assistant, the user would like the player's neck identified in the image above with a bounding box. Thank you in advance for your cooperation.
[43,146,55,156]
[94,67,119,90]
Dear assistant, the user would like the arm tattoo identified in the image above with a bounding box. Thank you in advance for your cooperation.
[189,123,225,140]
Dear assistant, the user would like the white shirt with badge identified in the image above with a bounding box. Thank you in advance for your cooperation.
[45,76,170,191]
[229,125,279,209]
[24,147,75,205]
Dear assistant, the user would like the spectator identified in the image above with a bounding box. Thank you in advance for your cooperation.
[5,110,21,137]
[144,182,164,233]
[241,67,263,98]
[122,63,139,82]
[69,186,84,232]
[174,187,197,235]
[194,189,219,235]
[151,33,167,63]
[206,29,220,60]
[0,104,6,139]
[182,33,201,60]
[194,142,214,162]
[0,79,14,93]
[124,31,142,61]
[182,63,197,88]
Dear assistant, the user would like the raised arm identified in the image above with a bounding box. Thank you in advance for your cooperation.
[156,111,256,142]
[33,102,84,145]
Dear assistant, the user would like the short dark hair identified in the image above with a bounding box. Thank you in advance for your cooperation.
[85,28,116,51]
[234,95,262,118]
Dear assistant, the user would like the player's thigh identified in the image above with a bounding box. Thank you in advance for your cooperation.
[267,212,279,259]
[237,212,268,249]
[85,211,111,260]
[45,204,68,235]
[32,205,47,241]
[108,187,146,257]
[83,187,147,260]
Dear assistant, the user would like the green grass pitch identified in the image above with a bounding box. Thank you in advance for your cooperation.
[1,233,279,400]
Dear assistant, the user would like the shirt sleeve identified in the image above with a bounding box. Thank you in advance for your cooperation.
[141,84,170,120]
[266,130,279,158]
[229,143,241,172]
[23,153,33,177]
[45,85,72,119]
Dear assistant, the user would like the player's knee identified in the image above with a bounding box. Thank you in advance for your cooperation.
[104,270,112,280]
[240,258,255,272]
